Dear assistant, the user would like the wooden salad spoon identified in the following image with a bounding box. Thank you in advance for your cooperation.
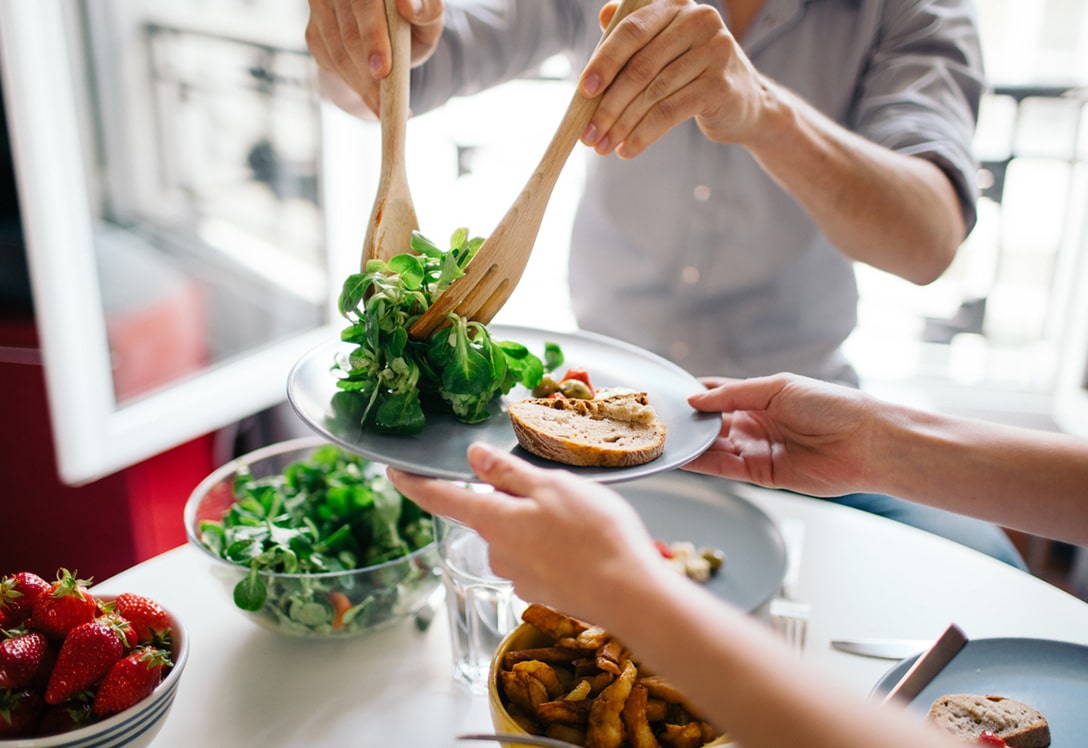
[408,0,654,339]
[362,0,419,267]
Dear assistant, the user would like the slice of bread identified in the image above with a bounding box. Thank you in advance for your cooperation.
[507,392,667,467]
[927,694,1050,747]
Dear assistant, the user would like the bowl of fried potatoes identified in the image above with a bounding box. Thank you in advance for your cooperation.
[488,603,733,747]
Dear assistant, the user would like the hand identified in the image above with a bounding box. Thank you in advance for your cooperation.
[684,373,881,497]
[579,0,768,158]
[305,0,444,116]
[387,443,665,621]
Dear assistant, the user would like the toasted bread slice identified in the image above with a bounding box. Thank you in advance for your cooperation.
[508,392,667,467]
[927,694,1050,747]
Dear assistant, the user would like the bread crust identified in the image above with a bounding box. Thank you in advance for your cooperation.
[927,694,1051,747]
[508,392,667,467]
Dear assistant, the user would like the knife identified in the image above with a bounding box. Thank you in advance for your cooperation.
[880,623,968,704]
[831,637,934,660]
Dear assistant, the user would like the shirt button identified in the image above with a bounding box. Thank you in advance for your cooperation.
[680,265,700,285]
[671,341,690,360]
[693,184,711,201]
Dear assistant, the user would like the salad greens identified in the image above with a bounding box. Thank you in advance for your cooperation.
[335,228,564,435]
[197,443,438,636]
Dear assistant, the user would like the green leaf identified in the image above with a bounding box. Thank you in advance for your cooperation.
[234,566,268,611]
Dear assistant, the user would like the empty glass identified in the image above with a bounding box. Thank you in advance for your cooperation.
[434,512,522,693]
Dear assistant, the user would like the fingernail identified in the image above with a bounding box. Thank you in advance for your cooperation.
[410,0,424,15]
[581,72,601,97]
[582,123,598,145]
[369,53,384,78]
[596,135,612,153]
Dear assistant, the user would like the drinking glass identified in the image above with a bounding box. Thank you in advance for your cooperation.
[434,512,522,693]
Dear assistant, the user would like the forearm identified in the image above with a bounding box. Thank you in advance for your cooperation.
[744,80,964,285]
[872,405,1088,546]
[594,567,963,748]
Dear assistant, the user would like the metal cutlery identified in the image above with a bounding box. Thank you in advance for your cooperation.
[831,637,934,660]
[457,733,580,748]
[880,623,968,704]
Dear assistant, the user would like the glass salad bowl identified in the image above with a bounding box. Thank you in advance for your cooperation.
[184,436,441,638]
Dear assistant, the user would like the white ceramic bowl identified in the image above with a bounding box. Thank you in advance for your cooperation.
[4,597,189,748]
[184,436,441,638]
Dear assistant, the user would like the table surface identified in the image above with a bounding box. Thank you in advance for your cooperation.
[93,479,1088,747]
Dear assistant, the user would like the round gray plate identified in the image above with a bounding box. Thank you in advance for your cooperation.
[286,325,719,484]
[616,471,787,613]
[874,638,1088,746]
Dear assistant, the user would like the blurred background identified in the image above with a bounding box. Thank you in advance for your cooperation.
[0,0,1085,597]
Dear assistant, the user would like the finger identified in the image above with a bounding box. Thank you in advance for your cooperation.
[466,442,556,499]
[579,1,667,104]
[687,375,788,413]
[386,467,503,527]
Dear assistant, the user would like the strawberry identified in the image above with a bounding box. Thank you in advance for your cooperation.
[29,569,96,641]
[44,615,131,705]
[92,646,173,716]
[0,571,51,626]
[36,699,94,736]
[0,629,55,689]
[115,592,171,644]
[0,688,44,737]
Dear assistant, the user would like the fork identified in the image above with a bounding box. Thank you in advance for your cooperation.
[768,518,811,654]
[406,0,654,340]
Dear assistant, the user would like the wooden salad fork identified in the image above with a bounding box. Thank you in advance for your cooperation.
[408,0,655,339]
[362,0,419,267]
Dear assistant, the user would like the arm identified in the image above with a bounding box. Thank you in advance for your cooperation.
[387,443,966,748]
[579,0,982,283]
[686,374,1088,547]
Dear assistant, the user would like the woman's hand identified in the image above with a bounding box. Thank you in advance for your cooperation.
[305,0,445,115]
[579,0,770,158]
[387,443,666,622]
[684,373,882,497]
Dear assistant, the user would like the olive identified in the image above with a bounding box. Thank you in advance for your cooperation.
[700,547,727,573]
[532,374,561,397]
[559,379,594,399]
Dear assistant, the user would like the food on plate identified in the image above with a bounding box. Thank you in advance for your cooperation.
[0,569,176,738]
[927,693,1051,747]
[509,391,668,467]
[194,443,435,635]
[656,541,726,583]
[334,228,564,435]
[494,603,731,747]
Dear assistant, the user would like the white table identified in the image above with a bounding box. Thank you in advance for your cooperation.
[93,480,1088,747]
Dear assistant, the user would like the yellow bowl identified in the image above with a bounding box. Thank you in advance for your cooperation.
[488,622,552,740]
[488,620,735,747]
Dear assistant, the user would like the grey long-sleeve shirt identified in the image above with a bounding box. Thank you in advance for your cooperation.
[411,0,984,384]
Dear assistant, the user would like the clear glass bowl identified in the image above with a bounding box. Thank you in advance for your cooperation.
[184,436,441,638]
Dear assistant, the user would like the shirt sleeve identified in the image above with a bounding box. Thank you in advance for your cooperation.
[851,0,986,234]
[409,0,592,115]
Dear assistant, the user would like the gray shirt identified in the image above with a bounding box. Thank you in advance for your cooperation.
[411,0,984,385]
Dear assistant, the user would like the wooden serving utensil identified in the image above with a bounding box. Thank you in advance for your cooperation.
[362,0,419,267]
[408,0,654,339]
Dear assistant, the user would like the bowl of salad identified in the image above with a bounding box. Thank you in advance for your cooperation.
[184,436,441,638]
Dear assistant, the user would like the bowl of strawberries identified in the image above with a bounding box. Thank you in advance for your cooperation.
[0,568,188,746]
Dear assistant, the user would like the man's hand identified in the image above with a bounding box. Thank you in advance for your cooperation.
[305,0,444,115]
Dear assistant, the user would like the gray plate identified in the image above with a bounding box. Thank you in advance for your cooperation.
[286,325,719,484]
[616,471,787,613]
[873,638,1088,746]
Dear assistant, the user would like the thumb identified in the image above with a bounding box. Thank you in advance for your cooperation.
[688,375,785,414]
[467,443,554,499]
